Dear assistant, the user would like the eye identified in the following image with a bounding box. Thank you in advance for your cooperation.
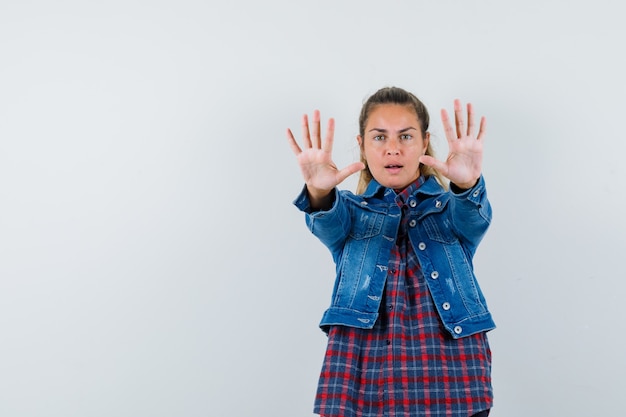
[400,134,412,140]
[373,135,385,141]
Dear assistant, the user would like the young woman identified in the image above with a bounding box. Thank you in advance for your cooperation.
[287,87,495,417]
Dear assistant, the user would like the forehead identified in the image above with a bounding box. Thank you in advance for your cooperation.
[365,104,420,129]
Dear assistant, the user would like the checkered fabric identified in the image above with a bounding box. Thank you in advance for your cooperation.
[314,180,493,417]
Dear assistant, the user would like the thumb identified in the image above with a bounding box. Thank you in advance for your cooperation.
[419,155,448,177]
[336,162,366,184]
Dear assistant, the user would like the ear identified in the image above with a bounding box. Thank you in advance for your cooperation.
[357,135,366,160]
[423,132,430,153]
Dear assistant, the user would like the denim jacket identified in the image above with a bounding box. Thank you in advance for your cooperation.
[293,175,496,339]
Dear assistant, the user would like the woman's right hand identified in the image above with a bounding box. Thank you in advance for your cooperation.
[287,110,364,205]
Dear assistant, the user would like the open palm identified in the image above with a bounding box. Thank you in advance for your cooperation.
[287,110,364,198]
[420,99,486,189]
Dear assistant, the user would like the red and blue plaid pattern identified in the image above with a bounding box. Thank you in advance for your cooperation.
[314,181,493,417]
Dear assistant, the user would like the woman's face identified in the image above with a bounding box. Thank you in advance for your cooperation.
[358,104,429,190]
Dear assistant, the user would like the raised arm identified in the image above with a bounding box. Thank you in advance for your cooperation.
[287,110,364,210]
[419,99,486,190]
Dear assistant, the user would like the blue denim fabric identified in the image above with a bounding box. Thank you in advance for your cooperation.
[293,175,496,339]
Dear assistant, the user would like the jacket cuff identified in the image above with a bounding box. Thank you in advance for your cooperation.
[450,175,486,202]
[293,185,338,214]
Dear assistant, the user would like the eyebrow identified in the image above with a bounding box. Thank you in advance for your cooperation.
[368,127,418,133]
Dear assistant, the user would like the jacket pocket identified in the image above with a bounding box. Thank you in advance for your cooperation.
[422,215,457,244]
[349,211,384,240]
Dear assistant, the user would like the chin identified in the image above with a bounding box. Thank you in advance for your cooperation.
[384,181,410,190]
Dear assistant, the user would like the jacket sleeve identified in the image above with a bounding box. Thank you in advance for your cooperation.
[448,175,492,255]
[293,186,352,256]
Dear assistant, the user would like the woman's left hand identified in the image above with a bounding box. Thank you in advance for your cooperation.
[419,99,486,189]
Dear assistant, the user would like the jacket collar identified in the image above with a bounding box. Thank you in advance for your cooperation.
[362,175,444,198]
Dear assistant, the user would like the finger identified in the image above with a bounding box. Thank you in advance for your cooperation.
[454,99,465,139]
[301,113,312,149]
[466,102,475,137]
[476,116,487,141]
[419,155,449,178]
[311,109,321,149]
[441,108,456,143]
[336,161,366,184]
[322,117,335,153]
[286,128,303,156]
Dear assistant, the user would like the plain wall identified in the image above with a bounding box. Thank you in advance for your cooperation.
[1,1,624,416]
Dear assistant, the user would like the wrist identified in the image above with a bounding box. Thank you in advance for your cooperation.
[451,178,478,192]
[307,186,335,211]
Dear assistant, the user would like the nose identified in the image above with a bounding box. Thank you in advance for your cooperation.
[386,139,400,155]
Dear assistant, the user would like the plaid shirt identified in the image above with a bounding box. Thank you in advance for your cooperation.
[314,179,493,417]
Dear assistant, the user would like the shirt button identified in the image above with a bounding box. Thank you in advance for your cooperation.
[386,340,391,345]
[430,271,439,279]
[409,199,417,208]
[418,242,426,250]
[409,219,417,227]
[442,302,451,311]
[388,304,393,311]
[454,326,463,334]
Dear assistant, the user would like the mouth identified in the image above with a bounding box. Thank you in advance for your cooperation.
[384,164,403,173]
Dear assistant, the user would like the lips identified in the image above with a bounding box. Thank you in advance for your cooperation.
[384,164,403,174]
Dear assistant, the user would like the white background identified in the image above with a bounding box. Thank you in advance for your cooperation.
[1,1,624,416]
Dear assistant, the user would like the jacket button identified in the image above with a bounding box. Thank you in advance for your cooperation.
[409,199,417,208]
[473,189,480,197]
[442,302,451,311]
[454,326,463,334]
[435,200,442,208]
[418,242,426,250]
[409,219,416,227]
[430,271,439,279]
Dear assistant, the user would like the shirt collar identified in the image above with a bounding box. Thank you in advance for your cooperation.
[395,176,425,205]
[362,176,427,203]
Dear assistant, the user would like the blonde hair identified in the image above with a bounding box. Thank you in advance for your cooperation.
[355,87,447,194]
